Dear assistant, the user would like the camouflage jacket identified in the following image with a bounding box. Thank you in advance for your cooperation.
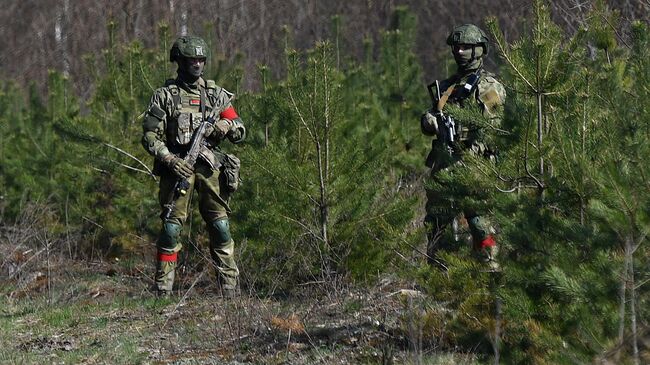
[421,68,506,169]
[141,77,243,173]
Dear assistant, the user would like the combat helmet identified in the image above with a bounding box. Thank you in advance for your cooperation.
[446,24,490,56]
[169,36,208,62]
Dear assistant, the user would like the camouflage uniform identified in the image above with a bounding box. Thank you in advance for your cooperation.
[421,24,506,270]
[142,36,246,296]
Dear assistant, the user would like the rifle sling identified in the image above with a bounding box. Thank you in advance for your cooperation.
[200,80,206,122]
[436,83,456,113]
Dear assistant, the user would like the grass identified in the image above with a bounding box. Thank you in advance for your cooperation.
[0,266,179,365]
[0,257,493,365]
[2,295,144,363]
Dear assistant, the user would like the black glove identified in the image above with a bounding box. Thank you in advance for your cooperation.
[420,111,440,136]
[163,155,194,179]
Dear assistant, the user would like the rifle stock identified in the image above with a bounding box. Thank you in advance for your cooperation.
[426,80,457,151]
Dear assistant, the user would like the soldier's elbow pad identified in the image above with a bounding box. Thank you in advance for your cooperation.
[141,134,159,155]
[227,118,246,144]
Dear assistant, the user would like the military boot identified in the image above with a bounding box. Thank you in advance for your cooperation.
[154,245,181,296]
[218,279,239,299]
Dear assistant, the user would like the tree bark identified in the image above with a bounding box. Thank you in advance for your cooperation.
[627,234,639,365]
[616,243,628,362]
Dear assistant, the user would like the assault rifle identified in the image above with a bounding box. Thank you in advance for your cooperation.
[161,88,231,221]
[427,80,459,154]
[161,115,215,220]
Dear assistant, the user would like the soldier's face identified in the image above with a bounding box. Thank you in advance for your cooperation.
[452,44,481,69]
[452,44,473,63]
[180,57,206,78]
[452,44,472,54]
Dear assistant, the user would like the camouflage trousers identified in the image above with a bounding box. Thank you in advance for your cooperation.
[424,167,498,270]
[155,160,239,293]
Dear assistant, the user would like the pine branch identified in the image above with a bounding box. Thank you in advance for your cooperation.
[486,17,537,93]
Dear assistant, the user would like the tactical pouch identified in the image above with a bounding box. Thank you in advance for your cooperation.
[175,113,193,145]
[198,146,221,171]
[221,154,241,193]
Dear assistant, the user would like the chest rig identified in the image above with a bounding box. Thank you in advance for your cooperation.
[165,80,217,150]
[441,70,481,108]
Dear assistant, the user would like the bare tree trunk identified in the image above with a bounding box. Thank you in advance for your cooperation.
[493,292,502,365]
[318,46,332,272]
[45,231,52,305]
[180,1,187,35]
[616,244,628,362]
[537,92,544,179]
[55,0,70,76]
[627,234,639,365]
[580,78,589,225]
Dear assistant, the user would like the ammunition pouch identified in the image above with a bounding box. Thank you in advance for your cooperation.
[220,154,241,193]
[171,112,205,146]
[198,145,221,171]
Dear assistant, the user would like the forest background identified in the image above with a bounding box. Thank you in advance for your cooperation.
[1,0,650,364]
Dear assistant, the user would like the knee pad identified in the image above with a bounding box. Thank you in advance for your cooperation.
[210,218,231,244]
[158,222,182,250]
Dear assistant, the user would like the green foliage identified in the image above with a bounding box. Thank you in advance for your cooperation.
[2,12,423,293]
[420,1,650,363]
[236,39,418,291]
[343,6,429,170]
[2,5,649,364]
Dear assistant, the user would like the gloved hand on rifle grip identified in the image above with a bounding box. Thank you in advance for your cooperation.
[163,154,194,179]
[420,110,440,136]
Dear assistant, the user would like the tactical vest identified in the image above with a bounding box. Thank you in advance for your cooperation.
[163,78,234,170]
[426,69,503,169]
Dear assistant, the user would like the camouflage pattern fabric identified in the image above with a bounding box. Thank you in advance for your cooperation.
[423,59,506,271]
[142,67,244,294]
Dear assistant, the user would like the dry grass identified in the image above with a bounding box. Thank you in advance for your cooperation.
[0,255,484,364]
[0,203,482,364]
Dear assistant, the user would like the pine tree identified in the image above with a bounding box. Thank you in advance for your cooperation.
[585,17,650,364]
[235,34,417,291]
[474,1,650,363]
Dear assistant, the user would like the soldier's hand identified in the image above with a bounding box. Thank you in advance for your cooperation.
[163,155,194,179]
[420,111,439,136]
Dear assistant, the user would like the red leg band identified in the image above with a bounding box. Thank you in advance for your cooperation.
[478,235,496,249]
[158,252,178,262]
